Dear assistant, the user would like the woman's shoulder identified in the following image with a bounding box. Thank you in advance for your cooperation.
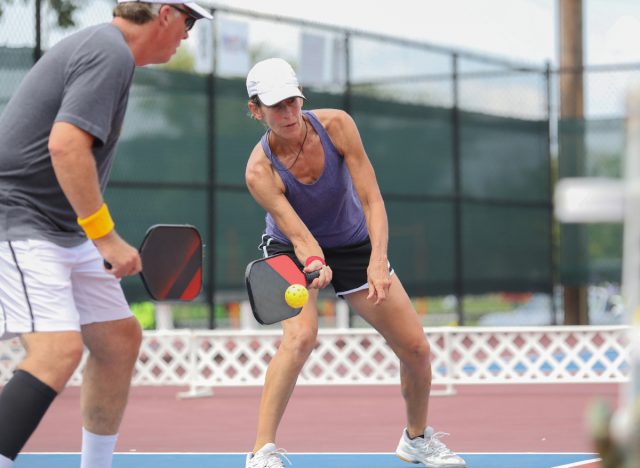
[246,144,271,180]
[247,139,267,165]
[308,108,353,131]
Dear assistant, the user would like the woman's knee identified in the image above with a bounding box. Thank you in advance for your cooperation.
[398,336,431,367]
[280,326,318,357]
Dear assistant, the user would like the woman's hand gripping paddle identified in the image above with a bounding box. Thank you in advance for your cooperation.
[245,254,320,325]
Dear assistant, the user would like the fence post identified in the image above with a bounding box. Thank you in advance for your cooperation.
[343,31,351,113]
[177,331,214,399]
[335,299,350,329]
[451,53,465,325]
[240,300,258,329]
[430,327,456,396]
[545,61,558,324]
[206,8,217,329]
[155,303,174,330]
[34,0,42,62]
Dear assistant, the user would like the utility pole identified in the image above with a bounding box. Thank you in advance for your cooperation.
[558,0,589,325]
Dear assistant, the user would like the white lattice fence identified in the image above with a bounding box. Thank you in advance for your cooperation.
[0,338,26,385]
[134,332,193,385]
[0,326,630,390]
[177,329,452,387]
[446,326,629,383]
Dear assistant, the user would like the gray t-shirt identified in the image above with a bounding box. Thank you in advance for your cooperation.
[0,24,135,247]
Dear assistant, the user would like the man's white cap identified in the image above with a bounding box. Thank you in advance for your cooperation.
[246,58,305,106]
[117,0,213,20]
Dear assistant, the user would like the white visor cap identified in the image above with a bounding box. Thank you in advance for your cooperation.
[246,58,305,106]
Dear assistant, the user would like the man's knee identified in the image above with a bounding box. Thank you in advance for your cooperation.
[83,318,142,364]
[118,318,143,358]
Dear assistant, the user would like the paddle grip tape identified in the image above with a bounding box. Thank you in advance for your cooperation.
[0,369,57,460]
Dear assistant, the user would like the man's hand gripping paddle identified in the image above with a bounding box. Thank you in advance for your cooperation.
[105,224,203,301]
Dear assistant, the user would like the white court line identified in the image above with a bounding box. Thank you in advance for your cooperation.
[552,458,602,468]
[23,451,599,456]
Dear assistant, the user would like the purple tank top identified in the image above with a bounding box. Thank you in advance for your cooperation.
[261,111,368,248]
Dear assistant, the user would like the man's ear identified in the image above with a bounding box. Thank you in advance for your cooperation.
[156,4,172,28]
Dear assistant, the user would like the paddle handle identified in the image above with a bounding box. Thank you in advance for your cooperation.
[304,270,321,285]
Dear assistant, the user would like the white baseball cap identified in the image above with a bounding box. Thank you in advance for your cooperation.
[117,0,213,20]
[246,58,305,106]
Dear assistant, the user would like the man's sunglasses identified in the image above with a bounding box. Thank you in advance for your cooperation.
[168,4,198,32]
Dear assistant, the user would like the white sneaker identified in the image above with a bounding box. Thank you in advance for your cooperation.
[245,443,292,468]
[396,427,466,467]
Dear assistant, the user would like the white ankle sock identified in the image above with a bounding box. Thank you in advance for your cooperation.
[0,454,13,468]
[80,427,118,468]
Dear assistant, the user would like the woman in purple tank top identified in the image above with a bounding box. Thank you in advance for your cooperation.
[243,58,465,468]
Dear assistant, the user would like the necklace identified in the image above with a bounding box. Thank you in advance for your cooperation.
[270,118,308,172]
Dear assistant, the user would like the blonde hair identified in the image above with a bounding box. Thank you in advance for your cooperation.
[112,2,162,25]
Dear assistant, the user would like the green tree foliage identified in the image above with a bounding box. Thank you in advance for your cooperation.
[159,45,196,73]
[48,0,79,28]
[0,0,80,28]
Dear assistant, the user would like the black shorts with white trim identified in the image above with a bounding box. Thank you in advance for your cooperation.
[258,235,393,297]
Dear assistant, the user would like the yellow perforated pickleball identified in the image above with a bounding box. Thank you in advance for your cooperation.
[284,284,309,308]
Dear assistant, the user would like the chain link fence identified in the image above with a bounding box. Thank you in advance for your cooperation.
[0,1,636,326]
[557,64,640,288]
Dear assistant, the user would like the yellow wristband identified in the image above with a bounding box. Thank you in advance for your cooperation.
[77,203,114,240]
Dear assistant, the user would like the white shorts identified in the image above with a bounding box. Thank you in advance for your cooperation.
[0,239,133,339]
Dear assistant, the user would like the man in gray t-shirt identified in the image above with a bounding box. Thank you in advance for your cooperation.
[0,2,211,467]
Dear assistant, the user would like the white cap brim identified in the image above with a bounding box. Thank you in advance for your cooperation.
[185,3,213,20]
[258,86,305,107]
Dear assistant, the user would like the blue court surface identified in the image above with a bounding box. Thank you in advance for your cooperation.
[17,452,600,467]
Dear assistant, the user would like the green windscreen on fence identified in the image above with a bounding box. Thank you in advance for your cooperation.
[0,47,32,114]
[350,96,551,296]
[88,71,556,300]
[459,111,552,294]
[558,117,624,286]
[1,59,553,302]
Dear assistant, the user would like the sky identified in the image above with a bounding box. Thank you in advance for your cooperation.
[1,0,639,66]
[1,0,639,118]
[198,0,640,66]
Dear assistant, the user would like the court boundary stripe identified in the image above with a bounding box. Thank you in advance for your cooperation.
[552,458,602,468]
[22,451,599,456]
